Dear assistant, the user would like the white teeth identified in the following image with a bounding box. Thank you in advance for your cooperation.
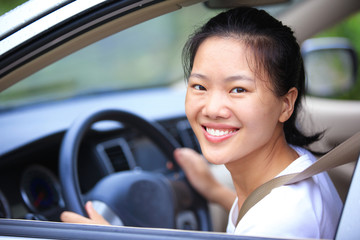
[206,128,235,136]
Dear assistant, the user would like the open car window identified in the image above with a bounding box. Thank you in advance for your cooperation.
[0,3,220,109]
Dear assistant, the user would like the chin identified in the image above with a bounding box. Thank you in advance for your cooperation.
[202,149,230,165]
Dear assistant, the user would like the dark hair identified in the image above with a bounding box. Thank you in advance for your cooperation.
[182,7,322,148]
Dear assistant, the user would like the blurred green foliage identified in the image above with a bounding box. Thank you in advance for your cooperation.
[315,12,360,100]
[0,0,27,16]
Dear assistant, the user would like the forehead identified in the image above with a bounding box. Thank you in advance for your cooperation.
[194,36,272,85]
[194,37,251,69]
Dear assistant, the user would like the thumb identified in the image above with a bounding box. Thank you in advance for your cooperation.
[174,148,193,167]
[85,201,111,225]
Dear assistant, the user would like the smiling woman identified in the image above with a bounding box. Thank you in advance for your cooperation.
[185,36,290,165]
[179,6,343,239]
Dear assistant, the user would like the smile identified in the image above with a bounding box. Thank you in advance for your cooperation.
[202,126,239,143]
[205,127,237,137]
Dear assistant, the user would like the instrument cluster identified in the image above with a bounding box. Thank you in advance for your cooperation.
[20,165,64,215]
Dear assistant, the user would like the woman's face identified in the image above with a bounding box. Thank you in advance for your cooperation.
[185,36,290,166]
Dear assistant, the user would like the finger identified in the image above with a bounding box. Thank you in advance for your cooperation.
[175,148,207,171]
[174,148,195,168]
[85,201,110,225]
[60,211,95,224]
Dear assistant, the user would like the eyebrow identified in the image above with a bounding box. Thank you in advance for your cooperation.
[225,74,254,82]
[189,73,207,80]
[189,73,254,82]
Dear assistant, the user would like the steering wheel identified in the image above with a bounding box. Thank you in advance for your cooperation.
[59,109,211,230]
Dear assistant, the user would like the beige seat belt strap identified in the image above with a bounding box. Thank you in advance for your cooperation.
[236,132,360,225]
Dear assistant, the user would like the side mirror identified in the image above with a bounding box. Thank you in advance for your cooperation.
[301,37,358,98]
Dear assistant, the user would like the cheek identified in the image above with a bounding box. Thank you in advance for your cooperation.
[239,99,282,130]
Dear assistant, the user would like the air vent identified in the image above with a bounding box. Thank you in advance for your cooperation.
[104,145,129,171]
[97,138,136,172]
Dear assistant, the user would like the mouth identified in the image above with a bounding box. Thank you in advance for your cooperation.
[203,126,239,137]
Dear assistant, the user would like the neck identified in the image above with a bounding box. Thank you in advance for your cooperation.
[225,131,299,207]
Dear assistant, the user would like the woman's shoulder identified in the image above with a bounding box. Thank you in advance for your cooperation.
[281,145,315,175]
[236,185,321,237]
[236,179,324,238]
[235,146,342,238]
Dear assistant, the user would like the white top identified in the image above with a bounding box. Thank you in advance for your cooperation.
[226,146,343,239]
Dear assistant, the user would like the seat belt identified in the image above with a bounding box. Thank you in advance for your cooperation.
[236,132,360,225]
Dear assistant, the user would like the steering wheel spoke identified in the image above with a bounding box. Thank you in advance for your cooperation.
[90,200,124,226]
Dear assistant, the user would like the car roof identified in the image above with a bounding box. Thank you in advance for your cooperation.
[0,0,71,41]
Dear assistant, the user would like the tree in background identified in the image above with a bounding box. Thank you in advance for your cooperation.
[0,0,27,16]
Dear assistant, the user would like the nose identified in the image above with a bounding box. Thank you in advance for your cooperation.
[202,91,231,119]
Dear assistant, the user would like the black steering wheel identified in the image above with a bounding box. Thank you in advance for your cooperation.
[59,109,211,230]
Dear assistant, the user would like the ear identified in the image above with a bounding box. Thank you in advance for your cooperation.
[279,87,298,123]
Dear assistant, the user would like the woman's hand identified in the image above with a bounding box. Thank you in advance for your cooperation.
[174,148,236,211]
[60,201,110,225]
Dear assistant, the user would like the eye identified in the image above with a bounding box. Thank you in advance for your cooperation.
[193,84,206,91]
[230,87,246,93]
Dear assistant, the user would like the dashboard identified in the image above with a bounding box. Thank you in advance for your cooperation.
[0,87,200,223]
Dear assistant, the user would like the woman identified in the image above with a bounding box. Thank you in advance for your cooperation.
[61,6,342,239]
[177,6,342,238]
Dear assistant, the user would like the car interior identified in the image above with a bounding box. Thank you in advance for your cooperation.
[0,0,359,239]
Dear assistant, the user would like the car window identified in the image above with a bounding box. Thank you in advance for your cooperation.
[0,4,220,109]
[0,2,300,110]
[313,11,360,100]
